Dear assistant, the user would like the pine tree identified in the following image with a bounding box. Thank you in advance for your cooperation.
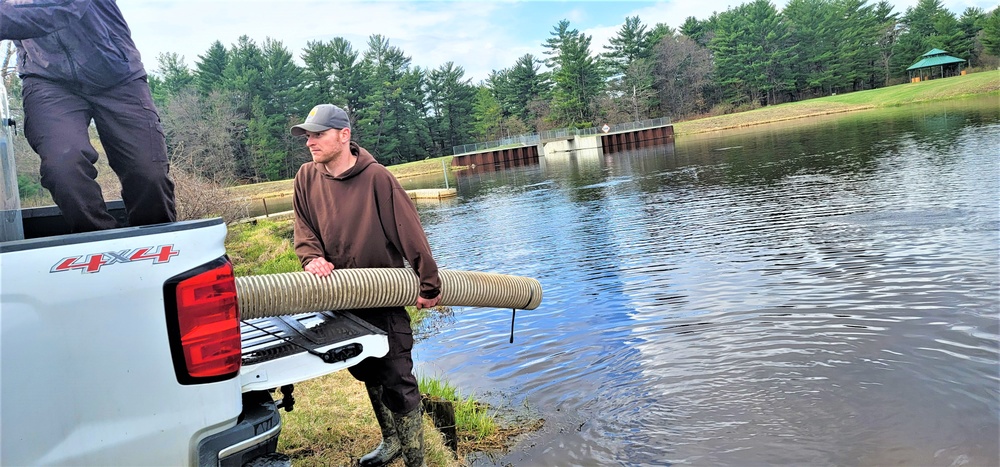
[472,85,504,140]
[507,54,551,125]
[426,62,476,155]
[604,16,651,77]
[300,40,338,106]
[543,20,605,126]
[155,53,195,100]
[604,16,659,121]
[355,35,430,164]
[784,0,834,97]
[256,38,305,179]
[194,41,228,96]
[983,8,1000,57]
[711,0,792,106]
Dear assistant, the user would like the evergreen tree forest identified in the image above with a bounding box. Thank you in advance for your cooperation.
[3,0,998,186]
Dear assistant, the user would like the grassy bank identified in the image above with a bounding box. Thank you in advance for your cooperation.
[226,156,456,202]
[671,71,999,135]
[227,218,530,465]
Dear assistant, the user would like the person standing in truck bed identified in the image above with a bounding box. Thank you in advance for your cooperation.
[0,0,176,232]
[290,104,441,467]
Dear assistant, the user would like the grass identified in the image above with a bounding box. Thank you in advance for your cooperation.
[417,375,543,454]
[228,156,456,202]
[277,372,540,465]
[276,371,461,467]
[418,376,498,441]
[387,155,455,179]
[823,70,999,105]
[672,71,999,135]
[226,218,300,276]
[227,217,533,465]
[227,179,296,200]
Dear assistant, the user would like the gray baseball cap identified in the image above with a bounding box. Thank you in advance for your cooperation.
[290,104,351,136]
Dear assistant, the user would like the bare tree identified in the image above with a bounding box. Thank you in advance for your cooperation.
[591,94,632,126]
[160,89,240,184]
[170,168,248,223]
[158,89,250,222]
[877,22,903,87]
[654,35,713,120]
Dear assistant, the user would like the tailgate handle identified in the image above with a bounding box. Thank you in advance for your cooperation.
[242,319,363,364]
[321,343,363,364]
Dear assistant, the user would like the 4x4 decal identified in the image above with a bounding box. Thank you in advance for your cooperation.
[51,245,180,274]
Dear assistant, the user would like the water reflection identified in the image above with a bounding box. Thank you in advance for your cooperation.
[413,98,1000,466]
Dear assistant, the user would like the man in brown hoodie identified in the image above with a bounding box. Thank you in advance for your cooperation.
[290,104,440,467]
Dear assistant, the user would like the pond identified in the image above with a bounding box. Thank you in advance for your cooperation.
[409,98,1000,466]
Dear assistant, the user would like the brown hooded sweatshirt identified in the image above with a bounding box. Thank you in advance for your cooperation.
[292,143,441,299]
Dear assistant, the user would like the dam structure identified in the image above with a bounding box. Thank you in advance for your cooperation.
[450,117,673,172]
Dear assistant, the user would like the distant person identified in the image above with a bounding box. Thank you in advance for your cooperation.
[0,0,176,232]
[290,104,441,467]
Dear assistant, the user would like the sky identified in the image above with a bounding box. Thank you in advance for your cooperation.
[122,0,997,84]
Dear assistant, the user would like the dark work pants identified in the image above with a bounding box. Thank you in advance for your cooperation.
[21,77,175,232]
[348,307,421,414]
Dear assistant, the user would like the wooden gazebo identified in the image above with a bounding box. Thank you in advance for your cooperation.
[906,48,967,82]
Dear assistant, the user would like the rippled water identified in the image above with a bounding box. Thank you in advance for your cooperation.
[410,99,1000,466]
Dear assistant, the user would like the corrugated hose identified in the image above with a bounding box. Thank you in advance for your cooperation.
[235,268,543,320]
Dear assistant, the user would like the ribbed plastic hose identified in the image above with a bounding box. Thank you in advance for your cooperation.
[235,268,542,320]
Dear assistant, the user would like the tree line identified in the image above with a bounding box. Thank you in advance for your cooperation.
[3,0,999,187]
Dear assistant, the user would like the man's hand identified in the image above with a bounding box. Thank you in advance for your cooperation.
[304,257,335,277]
[416,294,441,309]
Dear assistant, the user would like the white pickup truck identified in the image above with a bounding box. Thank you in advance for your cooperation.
[0,82,389,465]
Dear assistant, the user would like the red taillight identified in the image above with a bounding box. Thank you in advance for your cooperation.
[174,261,241,379]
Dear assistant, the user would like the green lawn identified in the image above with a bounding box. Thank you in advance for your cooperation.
[673,71,999,135]
[823,71,999,106]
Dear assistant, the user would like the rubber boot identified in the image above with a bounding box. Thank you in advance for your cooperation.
[393,406,426,467]
[359,385,401,467]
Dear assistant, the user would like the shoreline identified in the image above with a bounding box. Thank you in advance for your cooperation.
[671,104,875,135]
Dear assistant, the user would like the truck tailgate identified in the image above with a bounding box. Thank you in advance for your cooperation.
[240,311,388,392]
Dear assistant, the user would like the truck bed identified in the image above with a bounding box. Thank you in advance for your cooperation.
[19,200,128,239]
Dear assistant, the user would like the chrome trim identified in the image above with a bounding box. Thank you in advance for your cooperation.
[217,418,282,459]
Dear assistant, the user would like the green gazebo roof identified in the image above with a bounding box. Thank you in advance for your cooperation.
[907,49,966,71]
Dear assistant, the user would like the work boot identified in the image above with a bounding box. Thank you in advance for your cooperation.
[393,406,426,467]
[359,385,401,467]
